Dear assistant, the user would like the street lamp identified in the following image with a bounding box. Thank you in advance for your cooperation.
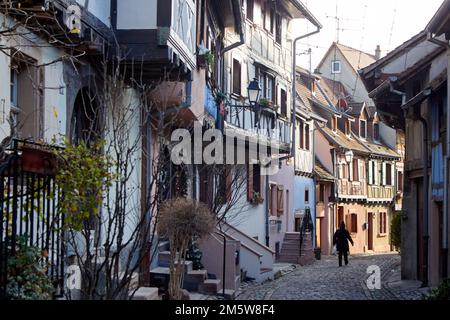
[345,150,354,164]
[247,78,261,106]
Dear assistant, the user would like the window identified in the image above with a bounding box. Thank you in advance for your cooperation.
[269,7,275,34]
[397,171,404,192]
[232,59,241,95]
[305,188,309,204]
[332,60,341,74]
[247,164,262,202]
[352,159,359,181]
[332,116,337,132]
[305,123,310,150]
[258,69,275,102]
[374,123,380,141]
[280,89,287,117]
[10,67,18,108]
[386,163,392,185]
[275,13,282,44]
[345,120,351,136]
[246,0,254,21]
[360,120,367,139]
[379,212,387,234]
[299,120,304,149]
[348,214,358,233]
[319,184,325,203]
[277,186,284,216]
[269,184,276,215]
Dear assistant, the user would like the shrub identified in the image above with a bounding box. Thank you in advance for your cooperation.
[390,211,401,251]
[158,198,215,300]
[6,237,55,300]
[424,279,450,300]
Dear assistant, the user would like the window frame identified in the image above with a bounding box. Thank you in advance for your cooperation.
[359,119,367,139]
[246,0,254,22]
[379,212,387,235]
[232,58,241,96]
[331,60,341,74]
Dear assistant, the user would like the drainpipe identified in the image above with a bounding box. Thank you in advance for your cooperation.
[417,115,429,287]
[426,32,450,278]
[292,26,322,159]
[265,173,270,247]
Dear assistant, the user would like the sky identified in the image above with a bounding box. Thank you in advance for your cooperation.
[293,0,445,70]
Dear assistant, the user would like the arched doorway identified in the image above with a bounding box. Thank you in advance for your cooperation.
[70,87,100,144]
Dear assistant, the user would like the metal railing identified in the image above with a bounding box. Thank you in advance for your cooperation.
[0,140,64,299]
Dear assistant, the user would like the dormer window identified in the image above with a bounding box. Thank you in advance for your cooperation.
[359,120,367,139]
[374,123,380,141]
[332,116,337,132]
[331,60,341,74]
[345,120,351,136]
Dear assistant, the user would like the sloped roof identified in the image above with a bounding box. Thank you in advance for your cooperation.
[336,43,376,72]
[315,162,335,181]
[319,126,369,154]
[360,139,400,159]
[318,42,376,74]
[346,102,365,117]
[319,77,350,105]
[296,68,332,113]
[366,105,377,119]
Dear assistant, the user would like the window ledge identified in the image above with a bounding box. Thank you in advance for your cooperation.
[378,233,388,237]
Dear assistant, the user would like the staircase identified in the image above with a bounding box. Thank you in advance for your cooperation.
[278,232,315,265]
[150,241,223,297]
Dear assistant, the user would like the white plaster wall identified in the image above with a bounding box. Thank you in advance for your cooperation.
[0,13,67,143]
[318,49,373,105]
[76,0,111,27]
[382,39,441,75]
[102,88,142,251]
[380,122,397,150]
[117,0,157,30]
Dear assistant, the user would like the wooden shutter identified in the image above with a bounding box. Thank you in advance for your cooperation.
[382,162,387,186]
[374,161,379,185]
[247,165,253,201]
[277,186,284,216]
[391,163,395,186]
[368,160,373,185]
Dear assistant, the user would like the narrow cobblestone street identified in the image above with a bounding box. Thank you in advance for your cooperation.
[236,253,430,300]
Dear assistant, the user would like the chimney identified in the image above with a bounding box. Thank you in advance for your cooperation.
[375,45,381,60]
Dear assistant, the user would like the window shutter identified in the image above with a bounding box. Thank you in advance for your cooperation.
[277,186,284,216]
[247,165,253,201]
[346,214,351,231]
[382,162,387,186]
[391,163,395,186]
[374,161,379,185]
[368,161,373,185]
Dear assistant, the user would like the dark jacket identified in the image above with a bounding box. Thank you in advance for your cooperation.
[333,227,354,252]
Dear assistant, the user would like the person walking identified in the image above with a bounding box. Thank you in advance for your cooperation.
[333,222,354,267]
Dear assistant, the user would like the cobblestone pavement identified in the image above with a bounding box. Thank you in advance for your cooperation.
[236,253,430,300]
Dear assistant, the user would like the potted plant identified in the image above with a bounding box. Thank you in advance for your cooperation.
[259,98,274,109]
[251,192,264,205]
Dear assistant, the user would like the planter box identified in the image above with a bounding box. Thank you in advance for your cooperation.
[21,147,57,176]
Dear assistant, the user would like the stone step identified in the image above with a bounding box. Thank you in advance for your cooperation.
[183,270,208,291]
[199,279,222,295]
[131,287,160,300]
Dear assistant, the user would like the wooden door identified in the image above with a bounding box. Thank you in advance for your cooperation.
[368,213,374,250]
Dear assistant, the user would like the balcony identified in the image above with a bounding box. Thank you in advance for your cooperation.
[224,104,291,151]
[367,185,395,202]
[114,0,196,81]
[337,179,366,199]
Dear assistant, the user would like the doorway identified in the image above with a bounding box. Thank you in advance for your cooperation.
[295,218,301,232]
[337,206,344,229]
[368,212,374,251]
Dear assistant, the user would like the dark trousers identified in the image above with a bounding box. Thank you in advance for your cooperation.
[338,251,348,266]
